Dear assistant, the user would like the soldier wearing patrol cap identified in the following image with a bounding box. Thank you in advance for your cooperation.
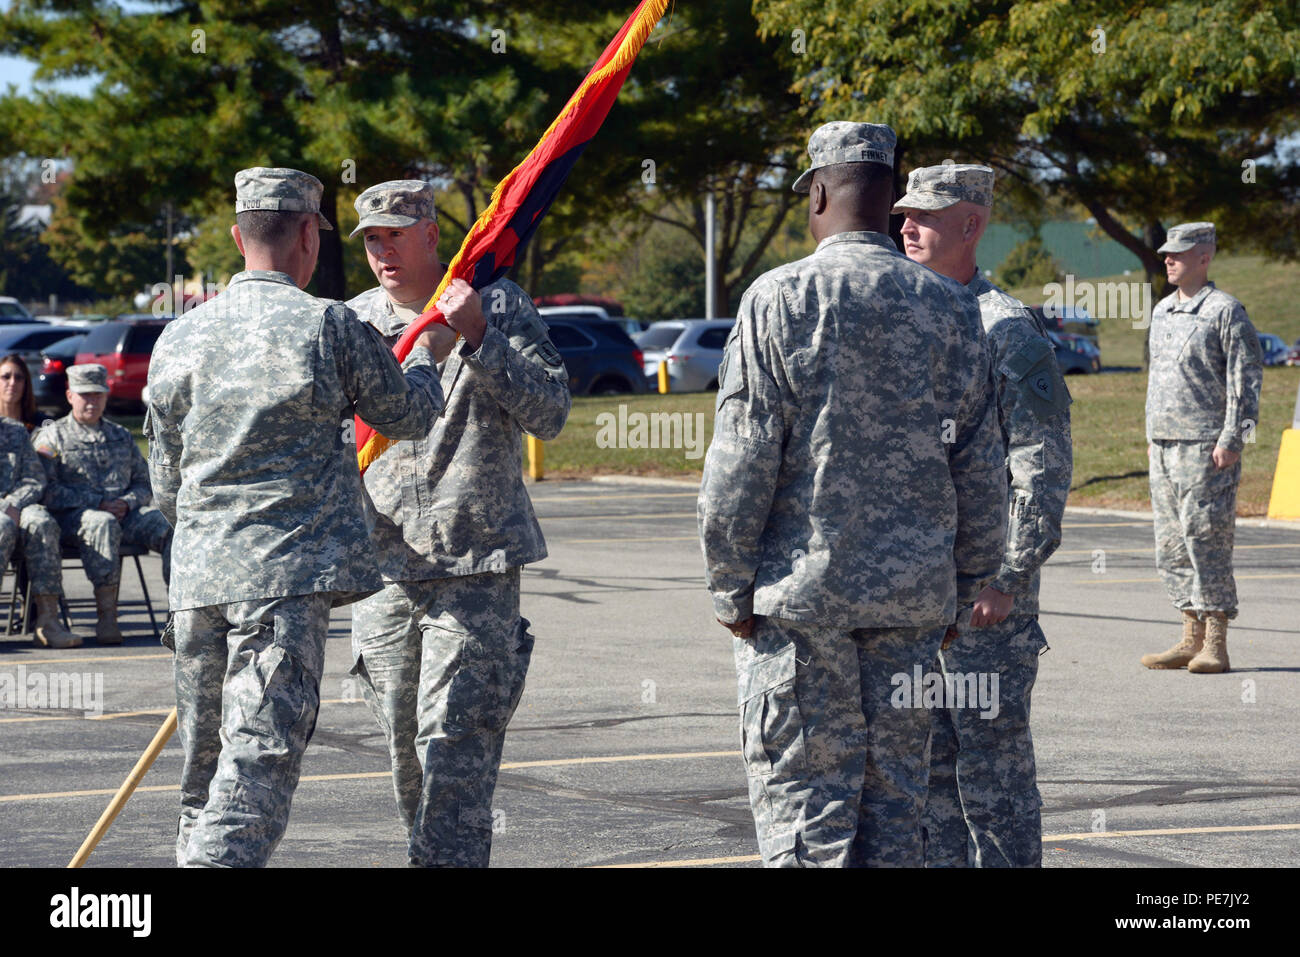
[699,123,1007,866]
[894,163,1073,868]
[345,179,569,867]
[145,166,452,867]
[33,362,173,644]
[1141,222,1261,674]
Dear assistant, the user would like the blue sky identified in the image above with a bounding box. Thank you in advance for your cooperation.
[0,54,96,97]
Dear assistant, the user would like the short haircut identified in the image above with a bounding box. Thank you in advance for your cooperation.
[814,161,894,193]
[235,209,311,247]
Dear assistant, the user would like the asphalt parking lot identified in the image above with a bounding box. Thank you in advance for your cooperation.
[1,478,1297,868]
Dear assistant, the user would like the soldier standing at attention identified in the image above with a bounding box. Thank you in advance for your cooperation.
[894,164,1073,868]
[145,167,452,867]
[698,123,1007,867]
[1140,222,1262,674]
[345,180,570,867]
[34,363,173,644]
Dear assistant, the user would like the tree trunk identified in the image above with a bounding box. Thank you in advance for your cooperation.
[316,186,345,300]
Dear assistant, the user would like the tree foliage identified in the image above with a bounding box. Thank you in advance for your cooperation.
[1,0,809,312]
[754,0,1300,278]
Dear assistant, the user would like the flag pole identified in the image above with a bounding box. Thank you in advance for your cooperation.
[68,707,178,868]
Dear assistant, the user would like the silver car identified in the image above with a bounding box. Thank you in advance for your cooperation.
[636,319,735,392]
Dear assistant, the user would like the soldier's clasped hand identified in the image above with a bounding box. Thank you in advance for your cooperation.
[413,324,458,364]
[438,279,487,349]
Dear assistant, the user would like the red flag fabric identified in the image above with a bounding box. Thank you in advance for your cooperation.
[357,0,670,471]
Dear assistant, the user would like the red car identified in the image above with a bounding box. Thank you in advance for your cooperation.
[74,315,174,410]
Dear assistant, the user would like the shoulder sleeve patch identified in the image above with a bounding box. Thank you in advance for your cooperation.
[1000,335,1071,421]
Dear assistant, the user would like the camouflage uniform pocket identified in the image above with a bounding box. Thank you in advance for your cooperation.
[738,643,808,778]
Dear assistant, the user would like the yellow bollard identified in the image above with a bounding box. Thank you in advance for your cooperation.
[527,435,545,481]
[1267,429,1300,519]
[657,360,671,394]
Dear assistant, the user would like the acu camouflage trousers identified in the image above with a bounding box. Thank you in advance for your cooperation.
[0,505,64,595]
[173,591,333,867]
[55,505,172,587]
[922,615,1046,868]
[1149,439,1240,619]
[350,568,534,867]
[734,616,946,867]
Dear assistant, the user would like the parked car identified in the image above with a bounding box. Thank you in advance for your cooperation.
[1285,337,1300,367]
[0,297,35,322]
[635,319,735,391]
[0,323,88,378]
[1258,332,1290,367]
[32,333,89,415]
[612,316,650,338]
[537,314,648,395]
[1048,329,1101,374]
[1029,304,1100,347]
[74,315,175,410]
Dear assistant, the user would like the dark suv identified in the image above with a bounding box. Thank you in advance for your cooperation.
[74,315,174,410]
[539,314,648,395]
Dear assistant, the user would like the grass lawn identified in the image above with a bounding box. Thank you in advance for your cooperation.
[120,252,1299,516]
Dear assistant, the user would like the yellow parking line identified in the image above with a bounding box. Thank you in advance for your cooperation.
[550,535,700,545]
[1062,521,1151,528]
[541,512,697,522]
[1055,543,1300,556]
[598,854,761,868]
[597,822,1300,867]
[0,750,741,803]
[1045,822,1300,841]
[502,751,738,770]
[1075,573,1300,584]
[535,492,698,503]
[1,653,172,666]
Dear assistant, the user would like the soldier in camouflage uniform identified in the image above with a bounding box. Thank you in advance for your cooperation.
[698,124,1007,867]
[1141,222,1262,674]
[33,364,173,644]
[0,417,78,647]
[345,180,570,867]
[894,164,1073,868]
[145,167,452,867]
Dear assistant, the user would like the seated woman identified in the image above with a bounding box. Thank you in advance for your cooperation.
[0,354,77,647]
[0,353,46,432]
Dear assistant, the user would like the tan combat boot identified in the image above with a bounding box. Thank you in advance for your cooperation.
[1141,610,1204,669]
[93,583,123,645]
[1188,612,1230,674]
[32,594,81,649]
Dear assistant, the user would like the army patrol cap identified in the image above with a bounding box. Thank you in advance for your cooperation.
[1157,221,1216,254]
[234,167,333,230]
[67,363,110,394]
[350,180,438,238]
[792,122,896,193]
[892,164,995,213]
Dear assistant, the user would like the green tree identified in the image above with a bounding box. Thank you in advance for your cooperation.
[993,235,1064,289]
[754,0,1300,280]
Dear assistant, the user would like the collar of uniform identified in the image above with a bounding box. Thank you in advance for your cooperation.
[1170,281,1216,313]
[814,230,898,253]
[228,269,298,287]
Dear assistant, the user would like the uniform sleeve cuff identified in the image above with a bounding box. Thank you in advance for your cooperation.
[992,566,1032,596]
[712,594,754,625]
[459,324,506,369]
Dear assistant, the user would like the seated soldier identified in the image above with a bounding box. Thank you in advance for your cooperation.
[0,415,78,647]
[32,364,172,644]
